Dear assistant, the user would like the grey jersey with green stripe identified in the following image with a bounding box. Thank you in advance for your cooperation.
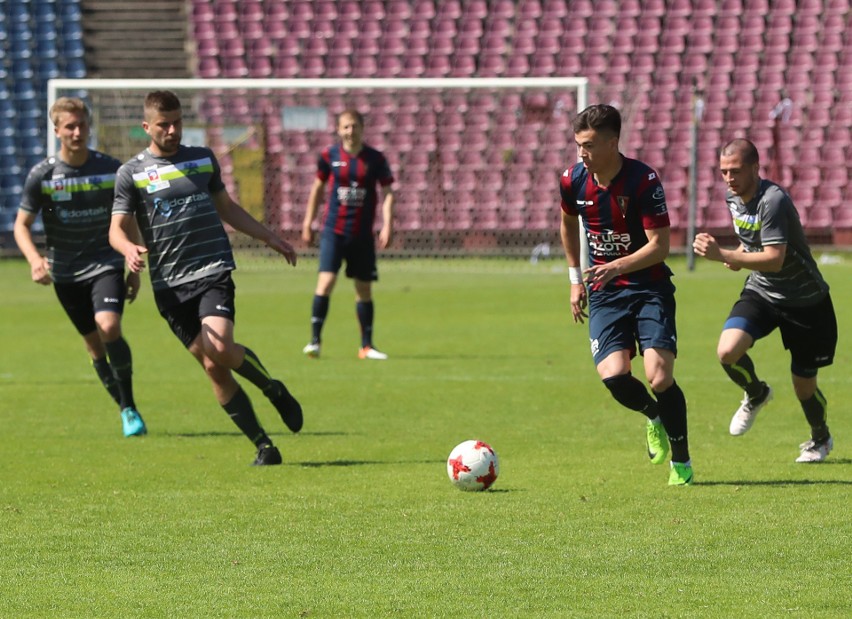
[727,179,828,307]
[113,146,235,291]
[20,151,124,283]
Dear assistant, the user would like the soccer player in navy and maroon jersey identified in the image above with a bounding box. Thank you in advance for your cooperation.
[559,104,692,486]
[301,109,395,360]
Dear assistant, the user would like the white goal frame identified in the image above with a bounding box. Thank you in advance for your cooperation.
[48,77,588,155]
[48,77,589,261]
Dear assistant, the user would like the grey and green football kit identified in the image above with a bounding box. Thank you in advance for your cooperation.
[724,179,836,369]
[112,145,236,296]
[20,151,124,283]
[727,179,829,308]
[20,151,127,331]
[113,145,238,345]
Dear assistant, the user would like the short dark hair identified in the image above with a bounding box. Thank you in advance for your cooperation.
[144,90,182,116]
[720,138,759,165]
[336,109,364,127]
[573,104,621,138]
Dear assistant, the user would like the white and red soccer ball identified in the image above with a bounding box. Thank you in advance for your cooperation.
[446,440,499,491]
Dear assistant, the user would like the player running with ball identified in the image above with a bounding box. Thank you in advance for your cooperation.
[559,104,692,486]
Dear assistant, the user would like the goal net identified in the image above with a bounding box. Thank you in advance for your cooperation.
[48,77,590,259]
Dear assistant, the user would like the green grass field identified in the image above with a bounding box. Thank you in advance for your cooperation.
[1,254,849,618]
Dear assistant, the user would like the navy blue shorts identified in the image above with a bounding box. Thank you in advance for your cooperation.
[54,269,126,336]
[156,271,237,348]
[587,280,678,365]
[724,289,836,370]
[318,231,378,282]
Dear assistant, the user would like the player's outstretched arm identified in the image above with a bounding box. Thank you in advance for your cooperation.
[213,190,297,266]
[13,210,52,285]
[109,213,148,273]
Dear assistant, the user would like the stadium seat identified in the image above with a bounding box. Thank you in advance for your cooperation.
[248,56,272,78]
[349,55,379,78]
[410,0,436,19]
[237,0,266,24]
[505,55,530,77]
[436,0,462,20]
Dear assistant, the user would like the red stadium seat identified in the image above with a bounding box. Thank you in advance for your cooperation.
[436,0,462,19]
[518,0,542,19]
[542,0,570,18]
[411,0,435,19]
[197,56,220,78]
[248,56,272,78]
[477,54,506,77]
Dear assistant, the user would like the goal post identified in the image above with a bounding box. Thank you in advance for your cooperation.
[48,77,589,260]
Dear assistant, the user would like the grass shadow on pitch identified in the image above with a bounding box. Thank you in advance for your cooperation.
[166,430,351,438]
[289,458,440,468]
[698,478,852,487]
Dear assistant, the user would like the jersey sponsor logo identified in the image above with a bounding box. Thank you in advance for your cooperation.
[588,229,631,256]
[103,296,120,304]
[51,177,72,202]
[336,186,367,206]
[153,192,207,217]
[576,199,594,206]
[332,161,347,167]
[144,165,171,193]
[652,187,665,201]
[54,204,110,223]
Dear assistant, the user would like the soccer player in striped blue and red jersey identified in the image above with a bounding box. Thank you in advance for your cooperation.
[559,104,692,486]
[301,109,395,360]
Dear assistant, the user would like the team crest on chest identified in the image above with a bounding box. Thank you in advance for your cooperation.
[616,196,630,216]
[144,164,171,193]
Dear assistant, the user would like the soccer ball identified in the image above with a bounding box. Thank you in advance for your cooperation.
[446,440,499,491]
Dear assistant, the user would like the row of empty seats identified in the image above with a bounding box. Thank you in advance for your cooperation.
[3,1,852,240]
[187,0,852,235]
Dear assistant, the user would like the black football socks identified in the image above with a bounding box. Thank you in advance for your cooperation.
[104,337,136,410]
[222,385,271,447]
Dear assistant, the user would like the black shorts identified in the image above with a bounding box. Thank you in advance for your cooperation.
[318,231,378,282]
[724,289,837,370]
[53,270,126,336]
[156,271,236,348]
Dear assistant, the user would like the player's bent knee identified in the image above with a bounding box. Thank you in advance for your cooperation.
[717,346,741,365]
[648,374,674,393]
[95,316,122,342]
[202,356,229,383]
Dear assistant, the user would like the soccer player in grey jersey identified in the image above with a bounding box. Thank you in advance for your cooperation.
[14,97,146,437]
[110,90,302,466]
[693,138,836,463]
